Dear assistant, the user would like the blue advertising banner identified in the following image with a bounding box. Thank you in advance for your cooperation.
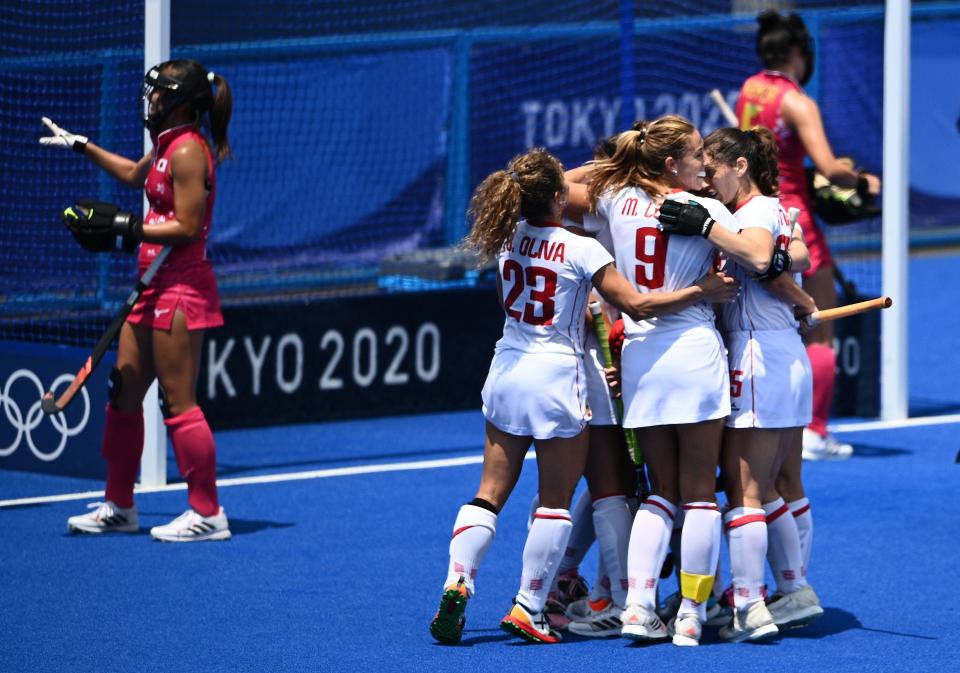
[0,341,108,478]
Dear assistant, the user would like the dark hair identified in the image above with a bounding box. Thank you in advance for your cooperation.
[593,134,620,161]
[704,126,780,196]
[464,148,565,261]
[587,114,696,205]
[162,59,233,163]
[756,10,814,84]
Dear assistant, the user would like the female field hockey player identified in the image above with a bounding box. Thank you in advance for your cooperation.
[43,59,234,541]
[697,126,822,641]
[429,147,738,645]
[736,10,881,460]
[565,114,773,646]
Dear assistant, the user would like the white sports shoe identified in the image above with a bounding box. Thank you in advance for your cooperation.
[767,585,824,628]
[719,600,779,643]
[67,501,138,534]
[802,428,853,461]
[620,604,669,641]
[567,601,623,637]
[150,507,232,542]
[669,613,702,647]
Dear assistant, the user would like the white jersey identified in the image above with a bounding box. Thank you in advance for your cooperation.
[495,220,613,356]
[595,187,739,336]
[582,211,615,256]
[719,195,798,332]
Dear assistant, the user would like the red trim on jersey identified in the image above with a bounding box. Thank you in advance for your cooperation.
[735,194,761,213]
[452,525,474,538]
[644,498,675,519]
[766,504,790,524]
[791,504,811,518]
[527,220,563,229]
[725,513,767,530]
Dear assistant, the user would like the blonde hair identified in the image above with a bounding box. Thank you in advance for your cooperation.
[464,148,564,262]
[587,115,696,207]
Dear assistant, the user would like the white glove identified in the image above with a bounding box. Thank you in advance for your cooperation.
[39,117,88,153]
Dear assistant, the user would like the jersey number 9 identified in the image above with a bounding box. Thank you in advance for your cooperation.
[635,227,667,290]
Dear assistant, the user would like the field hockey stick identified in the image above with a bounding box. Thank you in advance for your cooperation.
[810,296,892,323]
[588,302,644,465]
[710,88,738,127]
[41,246,172,415]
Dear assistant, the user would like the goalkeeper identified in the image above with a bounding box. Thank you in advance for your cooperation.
[43,59,235,542]
[735,10,881,461]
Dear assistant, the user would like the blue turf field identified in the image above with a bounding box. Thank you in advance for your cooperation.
[2,253,959,672]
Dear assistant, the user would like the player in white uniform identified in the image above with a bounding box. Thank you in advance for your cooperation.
[707,127,826,635]
[430,147,739,646]
[566,115,775,646]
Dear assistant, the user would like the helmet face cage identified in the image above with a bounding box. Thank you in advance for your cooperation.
[141,65,185,131]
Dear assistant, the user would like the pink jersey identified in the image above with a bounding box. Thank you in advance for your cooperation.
[719,195,797,332]
[736,71,833,275]
[495,220,613,356]
[595,188,738,337]
[140,123,217,285]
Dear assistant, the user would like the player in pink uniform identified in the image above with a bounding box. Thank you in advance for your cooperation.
[429,148,737,646]
[43,59,234,541]
[736,10,880,460]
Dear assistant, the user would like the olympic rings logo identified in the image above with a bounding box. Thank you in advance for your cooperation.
[0,369,90,462]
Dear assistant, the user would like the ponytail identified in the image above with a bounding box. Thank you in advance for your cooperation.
[208,72,233,163]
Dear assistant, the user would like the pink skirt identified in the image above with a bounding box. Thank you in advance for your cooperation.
[127,275,223,331]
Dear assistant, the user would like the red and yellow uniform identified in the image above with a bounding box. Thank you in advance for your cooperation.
[736,71,833,275]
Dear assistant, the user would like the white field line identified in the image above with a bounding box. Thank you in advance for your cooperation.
[830,413,960,432]
[0,451,536,509]
[4,411,960,509]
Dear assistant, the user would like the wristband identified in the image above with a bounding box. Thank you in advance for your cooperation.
[72,137,88,155]
[701,217,714,238]
[856,174,869,197]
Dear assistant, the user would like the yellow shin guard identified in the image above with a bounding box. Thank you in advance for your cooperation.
[680,571,715,604]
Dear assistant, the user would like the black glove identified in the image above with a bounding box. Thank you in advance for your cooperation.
[61,200,143,253]
[758,247,792,281]
[658,199,715,237]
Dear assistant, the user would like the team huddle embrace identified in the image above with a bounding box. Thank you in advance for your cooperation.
[429,114,824,646]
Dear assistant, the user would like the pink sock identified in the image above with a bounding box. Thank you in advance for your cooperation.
[166,406,219,516]
[806,344,836,436]
[102,405,144,509]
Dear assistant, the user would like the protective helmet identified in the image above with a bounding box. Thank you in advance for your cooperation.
[141,60,214,131]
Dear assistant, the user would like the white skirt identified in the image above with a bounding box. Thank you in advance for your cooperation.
[482,347,591,439]
[621,324,730,428]
[725,329,812,429]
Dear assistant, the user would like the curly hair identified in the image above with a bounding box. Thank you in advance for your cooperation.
[587,115,696,207]
[463,148,565,262]
[703,126,780,197]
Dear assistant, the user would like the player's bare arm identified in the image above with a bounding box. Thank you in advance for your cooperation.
[592,263,739,322]
[783,91,880,194]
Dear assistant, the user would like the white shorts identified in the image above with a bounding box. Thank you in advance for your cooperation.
[725,329,812,429]
[584,329,618,426]
[481,347,590,439]
[621,324,730,428]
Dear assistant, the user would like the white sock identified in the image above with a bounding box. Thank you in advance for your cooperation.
[724,507,768,610]
[592,494,632,606]
[788,497,813,577]
[625,495,676,610]
[678,502,721,621]
[764,498,808,594]
[670,509,685,581]
[556,488,595,575]
[516,507,573,613]
[445,504,497,596]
